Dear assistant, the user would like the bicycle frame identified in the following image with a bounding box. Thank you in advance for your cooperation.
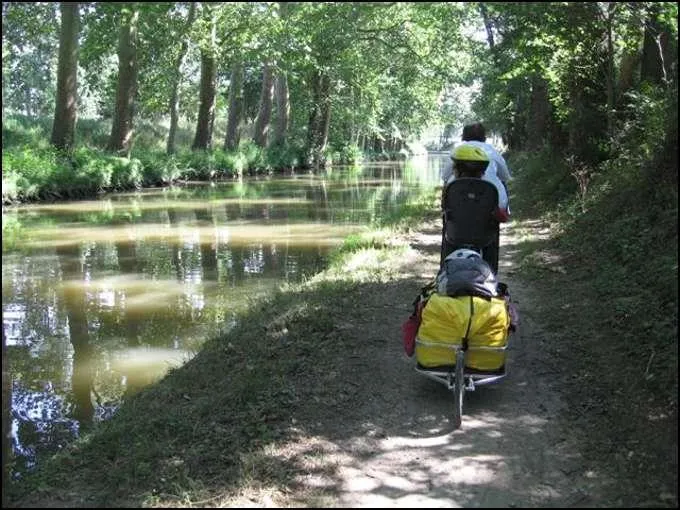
[414,336,507,429]
[414,338,507,391]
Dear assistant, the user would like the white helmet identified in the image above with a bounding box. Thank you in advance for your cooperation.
[448,248,481,260]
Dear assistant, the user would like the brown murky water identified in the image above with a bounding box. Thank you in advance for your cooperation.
[1,156,445,478]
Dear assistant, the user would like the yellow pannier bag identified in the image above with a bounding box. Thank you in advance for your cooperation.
[416,293,510,371]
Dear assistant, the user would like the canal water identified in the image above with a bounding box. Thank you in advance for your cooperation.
[2,155,446,478]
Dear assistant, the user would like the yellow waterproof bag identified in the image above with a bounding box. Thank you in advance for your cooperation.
[416,293,509,371]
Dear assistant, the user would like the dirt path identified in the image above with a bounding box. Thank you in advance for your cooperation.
[270,220,615,508]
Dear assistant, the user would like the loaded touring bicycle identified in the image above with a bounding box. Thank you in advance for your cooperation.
[407,177,516,429]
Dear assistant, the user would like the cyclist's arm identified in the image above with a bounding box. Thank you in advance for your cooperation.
[495,153,512,183]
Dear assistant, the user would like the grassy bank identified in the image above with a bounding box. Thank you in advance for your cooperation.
[2,115,417,205]
[506,141,678,504]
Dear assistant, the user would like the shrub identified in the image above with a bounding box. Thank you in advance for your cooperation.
[266,142,303,170]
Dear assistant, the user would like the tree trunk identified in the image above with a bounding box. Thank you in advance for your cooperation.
[306,70,331,167]
[306,69,321,162]
[604,2,616,137]
[478,2,495,49]
[191,49,217,150]
[51,2,79,152]
[618,50,639,97]
[107,6,139,156]
[166,1,196,155]
[526,75,550,151]
[272,71,289,147]
[641,3,665,85]
[253,62,275,148]
[567,86,586,156]
[317,72,331,159]
[224,61,243,151]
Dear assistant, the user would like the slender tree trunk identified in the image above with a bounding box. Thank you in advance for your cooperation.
[167,2,196,155]
[306,69,321,163]
[272,71,289,147]
[618,50,639,97]
[192,49,217,150]
[23,82,32,118]
[253,62,275,148]
[306,70,331,168]
[51,2,79,152]
[107,6,139,156]
[567,85,586,156]
[603,2,616,138]
[224,61,243,151]
[641,3,665,85]
[527,75,550,151]
[478,2,495,49]
[318,72,331,158]
[192,4,216,151]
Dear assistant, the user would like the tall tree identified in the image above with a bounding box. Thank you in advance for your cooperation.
[224,61,244,151]
[271,1,291,148]
[50,2,80,152]
[273,70,290,147]
[192,4,217,151]
[253,62,275,148]
[167,2,196,154]
[641,2,675,86]
[107,4,139,156]
[598,2,617,138]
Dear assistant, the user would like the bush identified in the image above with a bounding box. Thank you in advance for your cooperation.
[135,151,181,185]
[2,146,62,201]
[266,142,304,170]
[507,148,578,217]
[239,141,268,172]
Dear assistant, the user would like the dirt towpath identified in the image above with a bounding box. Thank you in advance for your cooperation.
[231,220,619,508]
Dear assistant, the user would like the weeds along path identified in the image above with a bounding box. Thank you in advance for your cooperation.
[232,219,618,508]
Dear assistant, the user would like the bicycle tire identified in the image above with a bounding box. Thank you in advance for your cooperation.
[452,351,465,429]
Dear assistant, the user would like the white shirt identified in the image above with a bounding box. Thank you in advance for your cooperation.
[440,141,511,210]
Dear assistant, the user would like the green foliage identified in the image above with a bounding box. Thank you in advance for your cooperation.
[2,115,52,148]
[326,143,363,165]
[135,151,182,185]
[238,140,268,172]
[76,117,112,148]
[513,73,678,387]
[2,145,61,201]
[2,2,59,117]
[507,149,579,217]
[615,84,672,165]
[266,143,304,170]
